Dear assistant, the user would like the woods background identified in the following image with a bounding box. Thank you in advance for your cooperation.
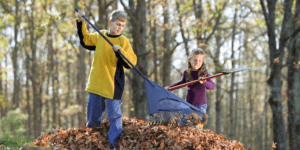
[0,0,300,150]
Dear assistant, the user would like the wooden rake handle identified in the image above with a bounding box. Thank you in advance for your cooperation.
[167,73,226,91]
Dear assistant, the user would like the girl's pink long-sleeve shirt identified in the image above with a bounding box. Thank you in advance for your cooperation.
[169,70,215,105]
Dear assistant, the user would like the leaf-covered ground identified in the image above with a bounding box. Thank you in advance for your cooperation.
[28,116,246,150]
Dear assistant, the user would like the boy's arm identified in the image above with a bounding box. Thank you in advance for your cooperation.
[117,37,137,69]
[76,19,98,50]
[168,71,187,88]
[203,73,215,90]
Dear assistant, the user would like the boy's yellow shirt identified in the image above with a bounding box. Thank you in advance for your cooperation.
[78,20,137,100]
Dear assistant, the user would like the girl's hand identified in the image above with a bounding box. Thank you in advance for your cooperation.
[164,86,170,90]
[198,77,206,84]
[113,45,121,52]
[78,10,83,22]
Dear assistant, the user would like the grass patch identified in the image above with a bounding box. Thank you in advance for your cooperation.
[0,136,33,148]
[0,136,57,150]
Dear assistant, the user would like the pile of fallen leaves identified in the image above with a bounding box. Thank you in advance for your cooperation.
[31,116,246,150]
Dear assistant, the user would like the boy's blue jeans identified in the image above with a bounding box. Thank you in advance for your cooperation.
[86,93,123,148]
[180,104,207,126]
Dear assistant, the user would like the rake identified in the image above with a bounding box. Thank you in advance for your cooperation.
[167,67,263,91]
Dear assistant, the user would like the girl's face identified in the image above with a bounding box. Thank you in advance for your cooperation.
[109,19,126,35]
[189,54,204,71]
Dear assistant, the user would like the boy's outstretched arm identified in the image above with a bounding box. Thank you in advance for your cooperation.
[76,10,98,50]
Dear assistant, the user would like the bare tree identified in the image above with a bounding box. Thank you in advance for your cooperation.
[260,0,298,149]
[12,0,21,109]
[25,0,47,138]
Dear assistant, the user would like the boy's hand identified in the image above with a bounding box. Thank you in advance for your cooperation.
[113,45,121,52]
[78,10,84,22]
[198,77,206,84]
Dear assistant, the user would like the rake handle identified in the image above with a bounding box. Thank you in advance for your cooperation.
[167,73,225,91]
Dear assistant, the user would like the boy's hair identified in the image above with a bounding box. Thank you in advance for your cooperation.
[186,48,208,81]
[110,10,127,22]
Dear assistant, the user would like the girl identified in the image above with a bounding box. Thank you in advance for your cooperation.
[168,48,215,128]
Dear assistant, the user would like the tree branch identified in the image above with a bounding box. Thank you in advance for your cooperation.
[288,26,300,41]
[171,65,183,77]
[105,0,117,8]
[171,41,182,54]
[260,0,270,29]
[205,0,228,42]
[0,1,11,13]
[120,0,137,25]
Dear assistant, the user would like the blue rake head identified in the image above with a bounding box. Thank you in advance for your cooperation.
[144,78,205,124]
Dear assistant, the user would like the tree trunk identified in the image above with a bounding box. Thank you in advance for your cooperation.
[215,32,223,134]
[80,47,86,126]
[248,70,253,149]
[31,33,42,139]
[242,31,249,148]
[77,46,86,127]
[235,38,242,141]
[229,4,238,140]
[287,1,300,149]
[162,0,171,87]
[29,2,39,138]
[260,0,292,149]
[65,51,71,129]
[0,59,3,119]
[12,0,20,109]
[25,50,32,138]
[97,0,106,29]
[45,70,50,129]
[264,98,269,150]
[287,31,300,150]
[205,91,212,129]
[49,27,57,128]
[193,0,203,46]
[31,29,42,139]
[28,0,44,138]
[121,0,148,120]
[242,77,247,148]
[74,0,82,128]
[4,53,8,118]
[263,63,270,150]
[55,55,61,128]
[150,3,158,83]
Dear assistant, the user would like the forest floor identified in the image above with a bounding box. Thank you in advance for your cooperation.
[0,116,247,150]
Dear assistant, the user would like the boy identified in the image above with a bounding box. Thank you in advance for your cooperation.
[76,10,137,148]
